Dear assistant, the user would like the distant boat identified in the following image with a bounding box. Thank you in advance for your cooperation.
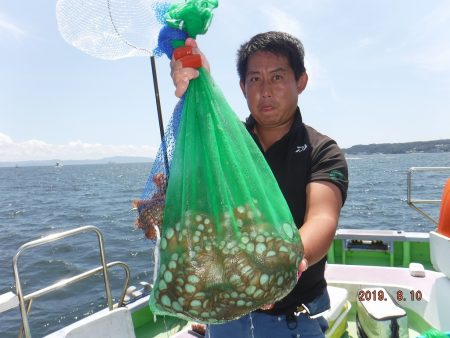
[55,162,63,167]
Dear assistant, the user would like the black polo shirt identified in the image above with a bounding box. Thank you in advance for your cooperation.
[245,108,348,315]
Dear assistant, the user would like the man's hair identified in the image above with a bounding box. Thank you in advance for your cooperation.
[236,31,306,83]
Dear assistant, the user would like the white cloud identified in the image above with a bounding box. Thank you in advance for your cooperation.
[0,12,27,40]
[251,6,328,90]
[260,6,303,38]
[0,132,14,145]
[398,2,450,72]
[410,42,450,72]
[0,132,156,162]
[304,52,330,90]
[357,37,374,49]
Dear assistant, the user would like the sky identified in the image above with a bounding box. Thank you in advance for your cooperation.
[1,0,450,162]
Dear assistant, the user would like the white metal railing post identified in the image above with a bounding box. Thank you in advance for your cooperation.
[407,167,450,225]
[12,225,119,337]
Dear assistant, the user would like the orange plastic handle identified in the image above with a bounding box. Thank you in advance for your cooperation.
[173,46,194,60]
[179,54,202,69]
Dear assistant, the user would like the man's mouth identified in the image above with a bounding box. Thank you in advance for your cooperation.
[261,105,274,112]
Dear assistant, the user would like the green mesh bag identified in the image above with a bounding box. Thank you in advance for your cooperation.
[419,330,450,338]
[149,68,304,323]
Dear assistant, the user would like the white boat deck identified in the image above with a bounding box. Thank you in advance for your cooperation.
[325,263,450,331]
[326,263,443,298]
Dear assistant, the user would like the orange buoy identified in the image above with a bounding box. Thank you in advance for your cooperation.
[437,178,450,238]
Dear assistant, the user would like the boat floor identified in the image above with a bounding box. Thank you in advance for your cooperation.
[169,264,443,337]
[165,319,423,338]
[345,320,422,338]
[131,263,448,338]
[325,263,450,337]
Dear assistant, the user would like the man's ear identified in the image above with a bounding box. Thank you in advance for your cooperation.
[297,72,308,94]
[240,81,246,98]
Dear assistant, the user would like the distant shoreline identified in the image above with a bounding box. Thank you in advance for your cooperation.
[0,156,153,168]
[343,139,450,155]
[2,139,450,167]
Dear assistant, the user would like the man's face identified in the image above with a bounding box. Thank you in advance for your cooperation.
[240,51,307,130]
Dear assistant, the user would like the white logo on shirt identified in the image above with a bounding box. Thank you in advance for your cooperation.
[295,144,308,153]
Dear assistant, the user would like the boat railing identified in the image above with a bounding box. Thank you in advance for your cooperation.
[330,229,430,267]
[407,167,450,225]
[11,225,131,338]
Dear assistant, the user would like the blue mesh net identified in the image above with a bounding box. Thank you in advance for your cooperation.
[141,97,183,198]
[154,25,188,58]
[133,3,194,239]
[133,97,183,239]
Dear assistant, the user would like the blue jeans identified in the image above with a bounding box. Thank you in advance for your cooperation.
[207,289,330,338]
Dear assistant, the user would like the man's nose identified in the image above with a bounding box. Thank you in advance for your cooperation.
[261,80,272,98]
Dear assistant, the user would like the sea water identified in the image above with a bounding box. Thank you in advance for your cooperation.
[0,153,449,337]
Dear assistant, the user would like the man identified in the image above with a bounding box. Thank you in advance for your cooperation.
[171,31,348,337]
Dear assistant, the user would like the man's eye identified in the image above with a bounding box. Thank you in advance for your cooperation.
[248,77,259,83]
[273,74,283,80]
